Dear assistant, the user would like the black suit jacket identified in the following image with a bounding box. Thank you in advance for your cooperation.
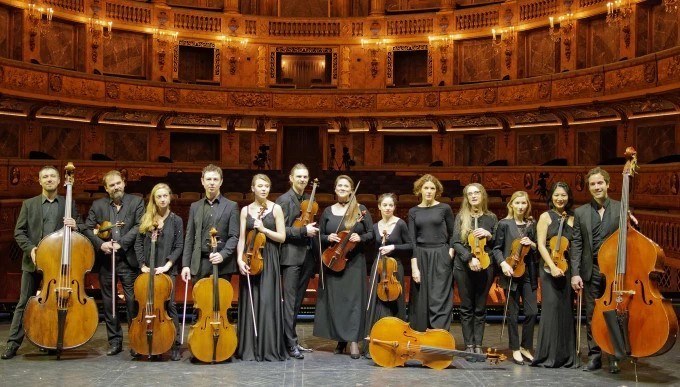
[181,195,240,276]
[276,188,312,266]
[14,195,83,272]
[570,199,621,281]
[84,193,145,269]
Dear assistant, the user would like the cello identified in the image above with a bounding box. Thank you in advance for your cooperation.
[128,223,176,358]
[366,317,505,369]
[293,178,319,228]
[591,147,677,360]
[546,212,569,273]
[376,230,402,302]
[468,215,491,269]
[23,162,98,358]
[188,227,237,363]
[243,205,267,276]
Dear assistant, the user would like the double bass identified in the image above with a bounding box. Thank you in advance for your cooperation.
[592,147,677,360]
[468,215,491,269]
[188,227,237,363]
[546,211,569,273]
[23,162,98,358]
[128,224,176,358]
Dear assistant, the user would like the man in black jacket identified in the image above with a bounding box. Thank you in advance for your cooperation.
[84,170,144,356]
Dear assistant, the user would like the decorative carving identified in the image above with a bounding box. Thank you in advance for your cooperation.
[672,173,679,195]
[106,83,120,99]
[666,56,680,78]
[575,173,584,192]
[184,90,227,106]
[57,79,102,99]
[622,25,631,48]
[505,48,512,70]
[591,74,604,92]
[563,37,572,62]
[341,46,351,88]
[644,63,657,84]
[483,88,496,104]
[273,95,332,110]
[166,88,180,104]
[336,95,375,110]
[538,82,551,99]
[10,167,19,186]
[380,94,421,109]
[258,46,267,88]
[425,93,439,108]
[49,74,62,92]
[231,93,270,108]
[123,85,162,103]
[3,68,47,91]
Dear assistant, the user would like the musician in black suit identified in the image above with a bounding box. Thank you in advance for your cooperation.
[570,167,622,374]
[276,164,319,359]
[2,166,81,360]
[84,170,144,356]
[180,164,239,284]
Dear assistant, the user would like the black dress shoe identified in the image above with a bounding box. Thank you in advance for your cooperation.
[1,346,18,360]
[106,344,122,356]
[297,344,313,353]
[583,358,602,371]
[170,346,181,361]
[334,342,347,354]
[288,346,304,360]
[609,360,620,374]
[349,342,360,360]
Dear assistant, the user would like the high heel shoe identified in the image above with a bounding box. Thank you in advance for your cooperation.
[349,342,360,359]
[512,350,525,365]
[334,342,347,354]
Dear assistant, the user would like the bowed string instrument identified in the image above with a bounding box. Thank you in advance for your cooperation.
[468,213,491,270]
[546,211,569,274]
[128,223,176,358]
[591,147,677,363]
[23,162,98,358]
[242,205,268,338]
[366,229,403,332]
[500,217,534,340]
[187,227,237,363]
[95,219,125,318]
[322,181,366,272]
[293,178,319,228]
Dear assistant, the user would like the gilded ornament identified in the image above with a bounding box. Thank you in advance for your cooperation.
[336,95,375,110]
[483,88,496,104]
[591,74,604,92]
[538,82,551,99]
[106,83,120,99]
[425,93,439,108]
[644,62,657,84]
[166,88,180,104]
[231,93,270,108]
[49,74,62,92]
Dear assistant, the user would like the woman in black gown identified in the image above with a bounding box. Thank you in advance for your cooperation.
[236,174,288,361]
[531,182,577,368]
[364,193,412,358]
[134,183,184,361]
[407,174,455,332]
[452,183,497,356]
[313,175,373,359]
[492,190,538,365]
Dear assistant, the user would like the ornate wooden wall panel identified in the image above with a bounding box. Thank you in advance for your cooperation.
[589,18,619,67]
[0,6,8,59]
[105,129,147,161]
[280,0,328,17]
[636,124,676,164]
[525,28,558,77]
[169,132,218,162]
[39,20,77,70]
[0,121,20,158]
[517,132,555,165]
[103,30,146,77]
[384,135,432,165]
[652,6,678,52]
[41,126,81,160]
[239,131,252,166]
[458,39,500,83]
[576,130,600,165]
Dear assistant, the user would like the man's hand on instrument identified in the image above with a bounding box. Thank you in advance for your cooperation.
[63,217,76,229]
[305,222,319,237]
[31,247,37,264]
[571,275,583,291]
[209,252,223,264]
[379,245,395,255]
[112,242,121,251]
[349,233,360,243]
[469,257,482,272]
[328,233,341,243]
[500,261,514,277]
[141,265,150,273]
[100,241,113,254]
[181,267,191,282]
[472,228,491,239]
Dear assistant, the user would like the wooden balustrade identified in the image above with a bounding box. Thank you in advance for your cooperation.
[579,0,607,7]
[44,0,84,13]
[454,8,500,31]
[385,16,434,36]
[519,0,558,23]
[173,11,222,33]
[268,20,342,37]
[105,1,152,25]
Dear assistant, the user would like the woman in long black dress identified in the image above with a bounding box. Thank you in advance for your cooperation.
[364,193,412,358]
[452,183,497,356]
[313,175,373,359]
[236,174,288,361]
[407,174,455,332]
[134,183,184,361]
[492,190,538,365]
[531,182,577,368]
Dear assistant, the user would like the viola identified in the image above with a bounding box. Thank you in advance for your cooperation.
[504,217,533,278]
[129,224,176,357]
[188,227,237,363]
[23,162,98,358]
[94,220,125,241]
[366,317,505,369]
[376,230,402,302]
[592,148,677,359]
[322,209,366,272]
[244,205,267,276]
[468,215,491,270]
[546,212,569,273]
[293,178,319,228]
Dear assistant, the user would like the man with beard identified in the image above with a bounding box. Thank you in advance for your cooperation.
[84,170,144,356]
[2,166,82,359]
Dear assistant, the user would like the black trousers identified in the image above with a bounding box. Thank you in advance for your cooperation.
[5,270,41,350]
[454,266,493,346]
[281,253,315,348]
[99,259,138,346]
[505,275,538,351]
[585,264,606,360]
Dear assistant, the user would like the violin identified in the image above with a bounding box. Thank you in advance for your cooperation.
[129,223,176,357]
[94,220,125,241]
[366,317,505,369]
[376,230,402,302]
[293,178,319,228]
[23,162,98,358]
[244,205,267,276]
[504,217,533,278]
[322,209,366,272]
[468,215,491,270]
[546,211,569,273]
[188,227,238,363]
[592,148,677,359]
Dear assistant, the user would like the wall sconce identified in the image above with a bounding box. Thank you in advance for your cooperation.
[26,0,54,52]
[491,26,514,70]
[154,28,178,70]
[664,0,678,13]
[220,36,249,75]
[606,0,633,27]
[548,14,574,61]
[429,35,452,74]
[361,38,386,78]
[89,16,112,64]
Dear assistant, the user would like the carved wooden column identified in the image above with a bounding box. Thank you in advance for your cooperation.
[618,6,637,61]
[370,0,385,16]
[150,3,174,82]
[224,0,240,13]
[498,2,519,80]
[440,0,454,11]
